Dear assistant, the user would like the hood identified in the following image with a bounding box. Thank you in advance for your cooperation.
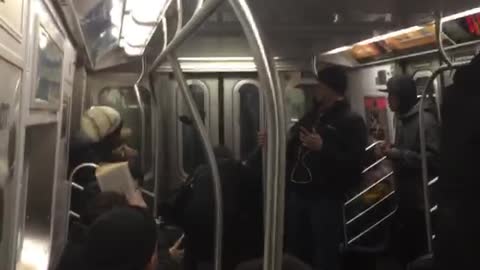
[399,97,437,120]
[387,75,418,114]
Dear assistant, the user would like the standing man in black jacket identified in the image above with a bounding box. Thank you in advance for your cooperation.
[259,66,367,270]
[380,75,440,268]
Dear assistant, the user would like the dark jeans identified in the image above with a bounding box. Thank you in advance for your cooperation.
[390,209,428,268]
[285,192,344,270]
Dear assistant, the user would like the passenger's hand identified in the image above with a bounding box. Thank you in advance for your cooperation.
[386,147,402,160]
[127,189,148,208]
[169,237,185,263]
[258,130,267,147]
[299,127,323,151]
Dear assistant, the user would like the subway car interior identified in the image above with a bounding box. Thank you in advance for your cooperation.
[1,0,480,269]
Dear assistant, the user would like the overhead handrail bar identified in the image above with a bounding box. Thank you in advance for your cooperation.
[362,156,388,174]
[345,171,394,206]
[366,140,384,151]
[148,0,225,73]
[348,208,397,245]
[228,1,287,269]
[346,190,395,225]
[176,0,184,33]
[419,63,466,254]
[435,11,454,68]
[134,56,147,178]
[169,53,223,270]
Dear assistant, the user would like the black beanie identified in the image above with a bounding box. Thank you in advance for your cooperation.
[316,65,348,95]
[84,206,157,270]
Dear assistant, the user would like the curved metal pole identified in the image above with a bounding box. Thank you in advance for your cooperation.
[419,63,465,254]
[168,53,223,270]
[176,0,184,33]
[228,1,287,270]
[134,57,148,179]
[435,11,453,68]
[148,0,225,73]
[69,163,99,183]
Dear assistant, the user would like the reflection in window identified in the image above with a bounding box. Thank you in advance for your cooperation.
[238,83,260,160]
[286,88,308,129]
[34,26,63,108]
[181,84,207,175]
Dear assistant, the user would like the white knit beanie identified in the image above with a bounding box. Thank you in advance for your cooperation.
[81,106,122,143]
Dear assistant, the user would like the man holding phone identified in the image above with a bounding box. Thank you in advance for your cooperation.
[259,65,367,270]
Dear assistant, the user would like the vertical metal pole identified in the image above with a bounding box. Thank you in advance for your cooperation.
[134,57,147,179]
[228,1,287,270]
[435,11,453,68]
[168,53,223,270]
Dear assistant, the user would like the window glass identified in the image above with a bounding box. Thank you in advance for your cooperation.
[238,83,260,160]
[286,88,309,129]
[181,84,207,175]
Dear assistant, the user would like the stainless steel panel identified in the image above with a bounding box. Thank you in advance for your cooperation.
[0,0,25,41]
[18,123,59,270]
[0,55,22,269]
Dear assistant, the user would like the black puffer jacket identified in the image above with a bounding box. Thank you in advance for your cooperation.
[286,100,367,199]
[434,54,480,270]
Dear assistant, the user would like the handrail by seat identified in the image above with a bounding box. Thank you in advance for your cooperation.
[345,171,394,206]
[348,208,397,245]
[362,156,388,174]
[365,140,385,151]
[346,190,395,225]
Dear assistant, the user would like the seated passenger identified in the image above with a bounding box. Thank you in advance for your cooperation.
[165,146,263,270]
[81,206,158,270]
[379,76,440,267]
[68,106,140,224]
[234,254,312,270]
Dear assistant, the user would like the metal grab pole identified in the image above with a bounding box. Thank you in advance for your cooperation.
[435,11,453,68]
[148,0,225,73]
[419,63,465,254]
[228,1,287,270]
[134,57,147,179]
[168,53,223,270]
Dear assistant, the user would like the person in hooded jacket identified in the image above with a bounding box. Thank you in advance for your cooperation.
[434,53,480,270]
[379,75,440,268]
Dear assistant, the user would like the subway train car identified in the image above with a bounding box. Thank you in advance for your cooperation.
[1,0,480,269]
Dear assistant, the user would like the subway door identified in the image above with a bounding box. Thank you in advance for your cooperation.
[169,76,219,182]
[223,75,264,161]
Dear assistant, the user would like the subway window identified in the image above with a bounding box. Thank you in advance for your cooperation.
[236,81,261,160]
[286,87,309,129]
[178,82,208,175]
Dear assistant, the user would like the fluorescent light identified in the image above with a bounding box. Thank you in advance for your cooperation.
[131,0,168,24]
[443,7,480,22]
[110,0,123,27]
[322,46,352,55]
[357,26,423,45]
[121,13,154,47]
[124,45,145,56]
[178,57,255,61]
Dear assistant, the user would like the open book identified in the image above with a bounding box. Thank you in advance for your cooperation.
[95,162,137,197]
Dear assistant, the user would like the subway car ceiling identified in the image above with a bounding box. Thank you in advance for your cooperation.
[54,0,480,72]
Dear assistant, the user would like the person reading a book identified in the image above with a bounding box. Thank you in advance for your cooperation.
[68,106,141,226]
